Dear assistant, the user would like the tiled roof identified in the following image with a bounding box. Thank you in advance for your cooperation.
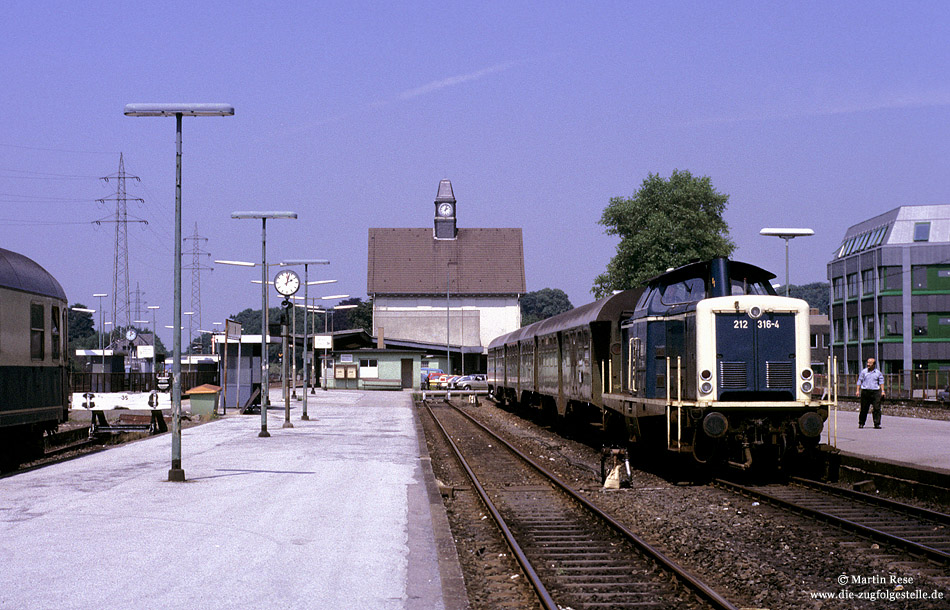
[367,227,525,295]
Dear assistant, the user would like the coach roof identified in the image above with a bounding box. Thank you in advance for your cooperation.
[0,248,67,301]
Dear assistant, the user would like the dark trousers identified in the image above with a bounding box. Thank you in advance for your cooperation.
[859,389,882,427]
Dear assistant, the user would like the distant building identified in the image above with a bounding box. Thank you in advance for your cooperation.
[809,310,830,375]
[367,179,525,372]
[827,204,950,379]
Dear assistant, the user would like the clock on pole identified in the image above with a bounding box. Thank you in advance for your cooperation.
[274,269,301,296]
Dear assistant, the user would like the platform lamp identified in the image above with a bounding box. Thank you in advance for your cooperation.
[283,260,330,420]
[125,102,233,482]
[231,211,298,438]
[759,228,815,297]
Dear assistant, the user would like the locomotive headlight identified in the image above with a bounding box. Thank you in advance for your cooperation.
[748,306,762,319]
[700,381,713,394]
[700,369,712,381]
[801,368,812,380]
[801,380,813,393]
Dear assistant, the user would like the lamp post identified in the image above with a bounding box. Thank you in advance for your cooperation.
[231,211,297,438]
[759,228,815,297]
[125,102,233,482]
[93,293,108,373]
[283,260,330,420]
[148,305,160,378]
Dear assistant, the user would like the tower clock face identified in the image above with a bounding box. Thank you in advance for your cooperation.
[274,270,301,296]
[438,202,454,217]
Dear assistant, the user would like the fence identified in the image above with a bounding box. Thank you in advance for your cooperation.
[814,371,949,401]
[70,371,219,395]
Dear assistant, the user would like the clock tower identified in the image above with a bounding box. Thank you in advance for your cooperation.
[434,179,457,240]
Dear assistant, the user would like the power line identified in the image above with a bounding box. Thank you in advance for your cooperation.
[183,222,212,353]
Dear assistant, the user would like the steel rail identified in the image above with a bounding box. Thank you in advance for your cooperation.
[447,404,739,610]
[425,405,559,610]
[714,478,950,564]
[790,476,950,526]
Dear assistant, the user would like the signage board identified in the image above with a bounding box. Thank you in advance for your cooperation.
[137,345,155,359]
[225,319,242,341]
[312,335,332,350]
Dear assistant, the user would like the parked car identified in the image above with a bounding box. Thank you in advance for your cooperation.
[450,374,488,391]
[420,368,443,389]
[938,385,950,403]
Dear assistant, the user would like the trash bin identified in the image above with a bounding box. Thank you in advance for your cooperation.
[187,384,221,417]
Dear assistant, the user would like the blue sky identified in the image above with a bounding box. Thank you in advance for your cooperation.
[2,1,949,344]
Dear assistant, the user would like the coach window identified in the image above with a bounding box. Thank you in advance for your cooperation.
[51,306,61,360]
[31,303,45,360]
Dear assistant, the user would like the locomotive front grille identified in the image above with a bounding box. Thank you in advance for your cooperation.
[719,361,747,389]
[766,361,794,389]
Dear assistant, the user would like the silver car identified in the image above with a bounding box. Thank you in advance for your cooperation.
[450,374,488,391]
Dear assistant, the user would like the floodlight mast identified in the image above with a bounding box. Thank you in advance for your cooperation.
[759,228,814,297]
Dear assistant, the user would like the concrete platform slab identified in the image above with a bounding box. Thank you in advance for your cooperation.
[826,408,950,475]
[0,389,467,610]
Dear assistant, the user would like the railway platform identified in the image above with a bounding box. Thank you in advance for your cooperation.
[0,389,468,610]
[827,407,950,475]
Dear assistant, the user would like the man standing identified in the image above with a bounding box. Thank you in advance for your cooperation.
[856,357,886,429]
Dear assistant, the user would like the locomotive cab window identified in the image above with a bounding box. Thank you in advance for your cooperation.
[30,303,45,360]
[660,277,705,305]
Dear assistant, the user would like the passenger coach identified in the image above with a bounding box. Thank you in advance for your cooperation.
[0,248,68,470]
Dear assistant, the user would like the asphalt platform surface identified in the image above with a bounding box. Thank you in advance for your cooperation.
[0,389,467,610]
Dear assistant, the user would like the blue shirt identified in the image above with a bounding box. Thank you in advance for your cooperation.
[857,367,885,390]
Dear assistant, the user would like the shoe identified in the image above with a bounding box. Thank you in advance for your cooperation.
[859,424,865,429]
[874,425,881,429]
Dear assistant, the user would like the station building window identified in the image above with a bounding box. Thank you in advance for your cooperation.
[833,319,844,342]
[30,303,44,360]
[913,313,928,336]
[914,222,931,242]
[862,315,875,339]
[359,358,379,378]
[912,266,928,290]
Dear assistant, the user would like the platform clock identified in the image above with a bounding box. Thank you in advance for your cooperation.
[274,269,300,296]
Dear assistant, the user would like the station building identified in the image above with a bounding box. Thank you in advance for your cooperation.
[366,179,525,373]
[827,204,950,381]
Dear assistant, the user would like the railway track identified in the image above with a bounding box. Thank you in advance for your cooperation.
[714,477,950,564]
[426,403,738,610]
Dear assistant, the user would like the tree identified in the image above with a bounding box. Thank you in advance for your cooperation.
[67,303,96,344]
[789,282,829,314]
[521,288,573,326]
[592,170,735,298]
[348,298,374,335]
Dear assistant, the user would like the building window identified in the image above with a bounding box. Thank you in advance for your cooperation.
[861,269,875,295]
[832,277,844,301]
[862,315,875,339]
[30,303,44,360]
[811,333,819,348]
[846,273,858,299]
[913,312,928,336]
[914,222,931,242]
[51,306,61,360]
[359,358,379,379]
[833,319,844,342]
[879,266,901,292]
[822,333,830,347]
[847,317,858,341]
[881,314,902,337]
[912,266,928,290]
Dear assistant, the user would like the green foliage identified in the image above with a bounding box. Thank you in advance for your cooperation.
[592,170,735,298]
[347,298,374,335]
[521,288,573,326]
[788,282,829,314]
[67,303,96,343]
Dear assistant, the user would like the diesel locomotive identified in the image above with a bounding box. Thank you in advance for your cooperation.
[487,257,835,472]
[0,247,69,471]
